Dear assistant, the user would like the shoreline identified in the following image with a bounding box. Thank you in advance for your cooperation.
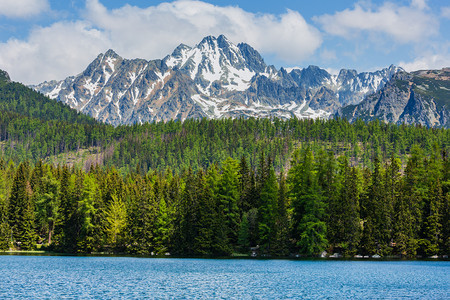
[1,251,448,261]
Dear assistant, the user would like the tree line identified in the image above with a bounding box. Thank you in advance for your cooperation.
[1,144,448,257]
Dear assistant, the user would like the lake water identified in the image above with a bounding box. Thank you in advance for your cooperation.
[0,256,448,299]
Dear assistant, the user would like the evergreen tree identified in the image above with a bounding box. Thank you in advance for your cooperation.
[258,162,277,253]
[104,194,127,249]
[217,158,240,246]
[77,174,100,252]
[237,212,250,253]
[288,148,328,256]
[153,197,173,255]
[35,169,60,245]
[8,162,35,249]
[271,172,290,256]
[56,166,78,252]
[328,157,361,255]
[420,179,443,256]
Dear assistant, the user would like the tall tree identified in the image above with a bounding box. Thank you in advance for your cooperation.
[217,158,240,246]
[289,148,328,256]
[35,169,60,245]
[8,162,35,249]
[258,162,277,253]
[104,194,127,249]
[77,174,100,252]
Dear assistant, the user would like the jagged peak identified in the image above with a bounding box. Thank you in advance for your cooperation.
[199,35,218,46]
[197,35,236,51]
[169,43,192,57]
[217,34,229,43]
[0,69,11,83]
[304,65,322,71]
[104,49,119,57]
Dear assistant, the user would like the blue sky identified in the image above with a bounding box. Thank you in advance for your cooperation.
[0,0,449,84]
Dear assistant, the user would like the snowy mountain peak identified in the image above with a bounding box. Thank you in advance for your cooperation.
[103,49,121,59]
[31,35,404,126]
[163,35,261,94]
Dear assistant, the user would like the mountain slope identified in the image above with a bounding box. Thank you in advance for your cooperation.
[32,35,401,126]
[338,68,450,128]
[0,69,98,125]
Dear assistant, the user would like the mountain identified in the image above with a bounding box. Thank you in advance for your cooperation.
[32,35,401,126]
[0,69,98,125]
[338,68,450,128]
[0,70,10,83]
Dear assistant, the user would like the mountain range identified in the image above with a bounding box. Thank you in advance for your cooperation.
[32,35,407,126]
[338,68,450,128]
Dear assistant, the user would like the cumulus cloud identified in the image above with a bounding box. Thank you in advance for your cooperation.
[0,0,322,84]
[314,1,438,43]
[0,0,49,18]
[411,0,428,10]
[83,0,321,64]
[399,52,450,72]
[0,21,110,84]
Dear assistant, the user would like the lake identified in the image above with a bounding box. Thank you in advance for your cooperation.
[0,255,448,299]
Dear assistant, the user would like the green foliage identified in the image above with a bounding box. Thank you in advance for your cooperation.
[77,174,100,252]
[0,88,448,257]
[104,194,127,247]
[288,148,328,255]
[35,168,60,245]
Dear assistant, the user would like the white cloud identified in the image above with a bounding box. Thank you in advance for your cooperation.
[411,0,428,10]
[314,1,438,43]
[83,0,322,64]
[442,7,450,19]
[0,0,323,84]
[0,0,49,18]
[399,54,450,72]
[0,21,110,84]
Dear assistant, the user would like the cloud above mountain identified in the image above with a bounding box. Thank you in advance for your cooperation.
[0,0,447,84]
[0,0,49,18]
[314,1,438,43]
[0,0,322,84]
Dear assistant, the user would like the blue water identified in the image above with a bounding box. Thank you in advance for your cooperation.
[0,256,448,299]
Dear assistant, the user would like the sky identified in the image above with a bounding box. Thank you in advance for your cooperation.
[0,0,449,84]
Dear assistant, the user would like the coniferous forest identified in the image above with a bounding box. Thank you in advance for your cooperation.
[0,76,449,257]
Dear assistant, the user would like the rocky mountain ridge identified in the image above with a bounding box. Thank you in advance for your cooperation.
[32,35,402,126]
[338,69,450,128]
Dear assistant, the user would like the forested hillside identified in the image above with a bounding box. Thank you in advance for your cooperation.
[0,69,449,257]
[1,69,449,174]
[103,117,450,174]
[0,146,448,257]
[0,73,115,163]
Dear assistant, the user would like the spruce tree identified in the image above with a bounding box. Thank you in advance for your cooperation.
[217,158,240,246]
[8,162,35,249]
[258,163,277,254]
[288,148,328,256]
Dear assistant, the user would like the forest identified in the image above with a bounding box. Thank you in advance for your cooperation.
[0,74,449,257]
[0,144,448,257]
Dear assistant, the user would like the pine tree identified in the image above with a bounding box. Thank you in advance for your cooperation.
[271,172,290,256]
[8,162,35,249]
[217,158,240,246]
[77,174,99,252]
[56,166,77,252]
[288,148,328,256]
[237,212,250,253]
[328,157,361,255]
[104,194,127,249]
[153,197,173,255]
[258,163,277,253]
[35,169,60,245]
[420,179,443,256]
